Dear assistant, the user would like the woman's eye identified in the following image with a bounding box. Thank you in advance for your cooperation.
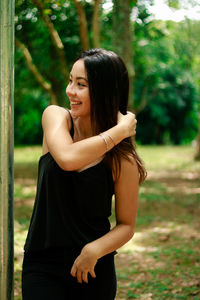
[69,79,72,84]
[78,82,85,87]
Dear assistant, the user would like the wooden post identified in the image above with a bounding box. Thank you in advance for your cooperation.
[0,0,15,299]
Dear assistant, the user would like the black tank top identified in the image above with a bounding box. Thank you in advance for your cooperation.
[24,113,114,253]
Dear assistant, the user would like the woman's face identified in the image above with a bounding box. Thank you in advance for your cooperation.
[66,59,90,118]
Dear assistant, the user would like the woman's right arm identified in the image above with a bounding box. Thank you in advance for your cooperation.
[42,105,136,171]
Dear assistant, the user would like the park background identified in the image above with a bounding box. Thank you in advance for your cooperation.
[14,0,200,299]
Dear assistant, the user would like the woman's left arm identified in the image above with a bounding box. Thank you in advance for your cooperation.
[71,156,139,283]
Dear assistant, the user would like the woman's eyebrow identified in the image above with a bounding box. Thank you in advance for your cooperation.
[70,73,88,82]
[77,76,88,82]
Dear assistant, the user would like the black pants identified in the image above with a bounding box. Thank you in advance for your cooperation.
[22,247,117,300]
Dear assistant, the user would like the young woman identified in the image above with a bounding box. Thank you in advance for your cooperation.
[22,48,146,300]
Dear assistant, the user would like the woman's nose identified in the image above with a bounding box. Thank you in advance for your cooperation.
[66,84,76,97]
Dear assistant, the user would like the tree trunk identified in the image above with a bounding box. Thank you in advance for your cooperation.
[194,113,200,160]
[113,0,136,109]
[92,0,101,48]
[73,0,90,50]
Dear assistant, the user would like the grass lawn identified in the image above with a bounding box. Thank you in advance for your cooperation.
[14,145,200,300]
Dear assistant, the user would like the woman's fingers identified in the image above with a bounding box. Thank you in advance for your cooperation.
[82,271,89,283]
[127,112,137,137]
[76,269,83,283]
[72,269,90,284]
[71,265,96,284]
[70,264,77,277]
[89,267,96,278]
[70,246,98,284]
[70,264,90,284]
[117,111,123,122]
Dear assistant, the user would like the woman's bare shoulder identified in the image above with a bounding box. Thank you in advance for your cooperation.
[42,105,69,117]
[113,155,138,183]
[42,105,72,129]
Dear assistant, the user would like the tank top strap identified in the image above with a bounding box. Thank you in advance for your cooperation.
[66,109,74,138]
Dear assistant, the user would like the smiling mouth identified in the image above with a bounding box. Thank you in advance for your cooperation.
[71,101,82,105]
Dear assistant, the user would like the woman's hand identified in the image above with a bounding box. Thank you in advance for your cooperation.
[117,111,137,138]
[70,243,98,284]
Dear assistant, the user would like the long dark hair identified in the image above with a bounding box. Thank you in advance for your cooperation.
[79,48,147,184]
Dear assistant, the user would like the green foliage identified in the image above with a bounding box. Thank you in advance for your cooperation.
[14,89,48,144]
[133,10,199,144]
[15,0,81,62]
[15,38,50,144]
[136,67,198,144]
[167,0,180,9]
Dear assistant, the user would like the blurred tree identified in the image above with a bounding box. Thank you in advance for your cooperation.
[92,0,101,47]
[15,0,102,106]
[112,0,135,107]
[16,0,72,106]
[164,0,200,155]
[133,15,198,144]
[168,18,200,154]
[165,0,199,8]
[73,0,101,49]
[195,117,200,160]
[73,0,90,50]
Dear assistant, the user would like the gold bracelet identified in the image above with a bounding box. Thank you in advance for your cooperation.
[99,134,109,152]
[103,132,116,146]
